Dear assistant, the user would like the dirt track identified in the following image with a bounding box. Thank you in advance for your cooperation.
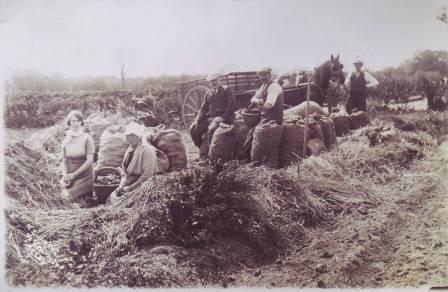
[229,140,448,288]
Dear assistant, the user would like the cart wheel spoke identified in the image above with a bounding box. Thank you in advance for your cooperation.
[185,103,198,112]
[182,85,210,128]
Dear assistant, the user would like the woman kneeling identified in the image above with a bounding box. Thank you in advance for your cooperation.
[60,110,94,207]
[109,122,157,203]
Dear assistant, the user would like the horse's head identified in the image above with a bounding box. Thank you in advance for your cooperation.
[329,54,345,84]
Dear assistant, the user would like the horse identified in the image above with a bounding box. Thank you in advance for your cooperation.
[293,54,345,112]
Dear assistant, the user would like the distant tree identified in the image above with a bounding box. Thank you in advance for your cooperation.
[402,50,448,76]
[120,64,127,90]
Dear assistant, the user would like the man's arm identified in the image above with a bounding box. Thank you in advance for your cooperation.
[344,72,352,88]
[364,72,379,88]
[221,87,236,123]
[195,91,210,122]
[264,83,283,109]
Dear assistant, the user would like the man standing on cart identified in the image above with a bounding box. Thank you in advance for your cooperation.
[189,74,236,159]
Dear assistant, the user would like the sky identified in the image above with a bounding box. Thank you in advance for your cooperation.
[0,0,447,78]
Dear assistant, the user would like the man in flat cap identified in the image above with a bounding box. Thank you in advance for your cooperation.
[344,59,379,114]
[241,67,284,158]
[189,74,236,159]
[250,67,284,124]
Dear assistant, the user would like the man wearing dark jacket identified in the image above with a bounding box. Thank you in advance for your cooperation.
[189,74,236,158]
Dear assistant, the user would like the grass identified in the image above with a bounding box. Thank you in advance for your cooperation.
[5,109,448,287]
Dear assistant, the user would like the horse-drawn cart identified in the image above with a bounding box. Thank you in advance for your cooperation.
[177,71,312,128]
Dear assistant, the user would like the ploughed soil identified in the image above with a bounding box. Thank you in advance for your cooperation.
[228,140,448,288]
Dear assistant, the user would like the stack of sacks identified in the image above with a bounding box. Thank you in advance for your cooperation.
[306,118,327,156]
[95,125,128,171]
[251,120,284,169]
[279,116,310,167]
[350,109,370,130]
[314,115,337,149]
[209,123,236,163]
[330,108,351,137]
[232,117,251,160]
[283,101,325,119]
[85,114,114,153]
[146,125,188,171]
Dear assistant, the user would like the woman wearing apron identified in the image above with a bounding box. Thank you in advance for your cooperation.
[60,110,95,207]
[108,122,157,204]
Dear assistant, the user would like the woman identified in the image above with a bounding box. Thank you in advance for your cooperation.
[109,122,157,203]
[60,110,95,206]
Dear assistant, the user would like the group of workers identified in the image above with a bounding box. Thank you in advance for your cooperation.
[189,59,379,154]
[60,111,157,207]
[60,59,379,207]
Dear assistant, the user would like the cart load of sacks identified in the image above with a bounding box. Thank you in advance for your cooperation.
[208,101,370,168]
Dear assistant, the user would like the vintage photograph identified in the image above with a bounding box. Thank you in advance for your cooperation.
[2,0,448,289]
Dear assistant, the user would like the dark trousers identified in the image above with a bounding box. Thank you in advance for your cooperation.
[189,118,220,159]
[346,90,367,114]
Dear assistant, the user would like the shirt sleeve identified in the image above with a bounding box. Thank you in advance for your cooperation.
[85,135,95,155]
[265,83,283,106]
[344,72,352,88]
[364,72,379,88]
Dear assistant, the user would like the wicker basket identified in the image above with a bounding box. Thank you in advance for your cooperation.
[94,167,121,204]
[241,109,261,128]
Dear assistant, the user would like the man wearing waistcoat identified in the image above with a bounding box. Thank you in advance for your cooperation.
[241,67,284,159]
[250,67,284,124]
[189,74,236,158]
[344,59,379,114]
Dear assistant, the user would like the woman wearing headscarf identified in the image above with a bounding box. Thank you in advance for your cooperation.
[109,122,157,202]
[60,110,95,206]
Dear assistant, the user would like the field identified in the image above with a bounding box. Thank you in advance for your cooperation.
[4,96,448,288]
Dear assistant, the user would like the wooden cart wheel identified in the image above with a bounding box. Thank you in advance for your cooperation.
[181,85,209,128]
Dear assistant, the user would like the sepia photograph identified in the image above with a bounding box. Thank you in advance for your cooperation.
[1,0,448,289]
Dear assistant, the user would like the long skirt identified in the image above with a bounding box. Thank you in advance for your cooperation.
[63,158,94,202]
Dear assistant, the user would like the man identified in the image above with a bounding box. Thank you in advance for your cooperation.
[250,67,284,125]
[189,74,236,158]
[344,59,379,114]
[241,68,284,158]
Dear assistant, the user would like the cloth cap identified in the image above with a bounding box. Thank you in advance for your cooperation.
[206,74,220,81]
[257,67,272,74]
[353,59,363,65]
[124,122,144,138]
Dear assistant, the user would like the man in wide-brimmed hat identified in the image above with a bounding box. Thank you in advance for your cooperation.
[189,74,236,159]
[344,58,379,113]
